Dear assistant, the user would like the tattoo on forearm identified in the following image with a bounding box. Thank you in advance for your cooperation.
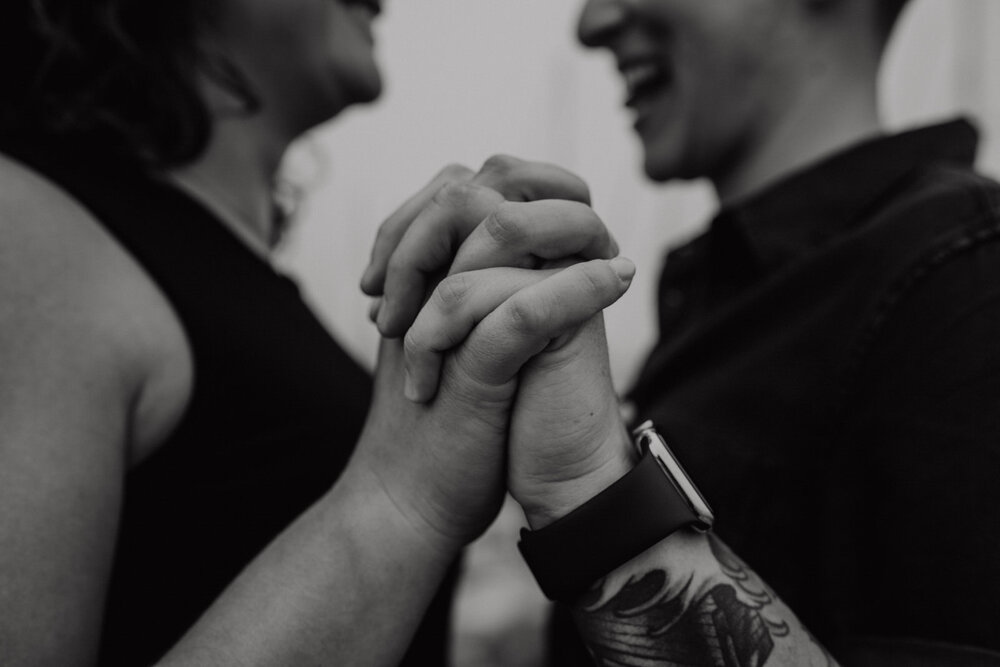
[572,533,796,667]
[708,534,790,640]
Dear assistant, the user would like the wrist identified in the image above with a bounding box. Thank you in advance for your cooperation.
[520,423,636,530]
[517,420,714,602]
[338,452,467,561]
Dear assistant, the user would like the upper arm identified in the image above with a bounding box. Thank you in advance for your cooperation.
[0,156,163,665]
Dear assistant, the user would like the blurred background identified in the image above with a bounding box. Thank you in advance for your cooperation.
[274,1,1000,664]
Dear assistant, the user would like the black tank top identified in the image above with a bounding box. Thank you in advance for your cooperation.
[0,136,455,666]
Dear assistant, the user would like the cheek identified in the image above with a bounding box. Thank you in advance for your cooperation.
[684,25,767,124]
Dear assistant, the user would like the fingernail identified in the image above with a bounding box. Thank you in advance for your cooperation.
[404,370,419,402]
[375,299,389,332]
[609,237,620,257]
[369,298,382,323]
[609,256,636,282]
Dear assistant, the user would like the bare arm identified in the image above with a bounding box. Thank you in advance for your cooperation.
[0,159,154,665]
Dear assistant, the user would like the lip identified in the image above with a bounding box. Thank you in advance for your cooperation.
[618,57,670,110]
[342,0,380,46]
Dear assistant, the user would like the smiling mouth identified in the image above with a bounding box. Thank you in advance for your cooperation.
[620,61,670,109]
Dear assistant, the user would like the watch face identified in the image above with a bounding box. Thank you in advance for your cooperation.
[633,421,714,530]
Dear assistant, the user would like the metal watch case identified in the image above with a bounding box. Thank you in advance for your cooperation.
[632,420,715,531]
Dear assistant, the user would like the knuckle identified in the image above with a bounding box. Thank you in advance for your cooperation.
[480,154,523,179]
[483,203,527,247]
[437,163,474,182]
[373,221,393,246]
[403,329,426,357]
[561,169,592,204]
[430,181,462,208]
[506,296,545,335]
[581,263,612,300]
[431,180,480,211]
[384,250,411,283]
[577,204,607,236]
[559,201,608,243]
[563,198,596,218]
[433,274,470,312]
[543,164,592,204]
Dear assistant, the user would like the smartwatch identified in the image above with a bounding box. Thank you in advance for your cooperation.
[517,420,714,602]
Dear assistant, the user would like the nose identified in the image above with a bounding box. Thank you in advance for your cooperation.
[577,0,629,48]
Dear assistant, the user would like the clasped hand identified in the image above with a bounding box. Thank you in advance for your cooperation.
[354,156,635,559]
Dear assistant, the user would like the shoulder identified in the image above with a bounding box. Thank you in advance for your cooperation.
[866,160,1000,323]
[851,201,1000,416]
[876,161,1000,239]
[852,160,1000,340]
[0,152,192,463]
[840,162,1000,401]
[0,153,195,662]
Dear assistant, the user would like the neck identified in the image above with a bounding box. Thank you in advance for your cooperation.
[167,113,290,258]
[713,53,883,207]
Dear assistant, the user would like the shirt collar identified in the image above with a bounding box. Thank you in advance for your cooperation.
[710,118,980,272]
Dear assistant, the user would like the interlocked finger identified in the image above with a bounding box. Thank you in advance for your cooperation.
[443,257,636,396]
[361,163,474,296]
[377,182,506,337]
[403,266,562,402]
[471,155,591,205]
[448,199,618,277]
[369,156,601,338]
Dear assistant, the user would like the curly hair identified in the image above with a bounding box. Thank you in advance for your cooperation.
[0,0,256,167]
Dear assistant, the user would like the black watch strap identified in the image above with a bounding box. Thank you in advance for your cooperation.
[518,422,712,602]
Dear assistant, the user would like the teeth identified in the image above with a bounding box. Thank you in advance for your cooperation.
[621,63,661,101]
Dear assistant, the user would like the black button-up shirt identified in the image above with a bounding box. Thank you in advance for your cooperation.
[629,119,1000,654]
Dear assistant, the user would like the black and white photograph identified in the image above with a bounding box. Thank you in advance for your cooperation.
[1,0,998,665]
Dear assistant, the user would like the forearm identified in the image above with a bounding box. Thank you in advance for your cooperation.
[570,530,837,667]
[157,461,455,667]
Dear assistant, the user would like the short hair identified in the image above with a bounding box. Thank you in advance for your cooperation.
[875,0,912,39]
[0,0,255,168]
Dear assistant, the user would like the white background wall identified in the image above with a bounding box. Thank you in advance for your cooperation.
[279,0,1000,392]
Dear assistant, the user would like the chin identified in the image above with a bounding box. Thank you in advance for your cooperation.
[353,78,383,104]
[307,73,382,128]
[344,66,384,105]
[638,126,688,183]
[642,151,680,183]
[641,137,708,185]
